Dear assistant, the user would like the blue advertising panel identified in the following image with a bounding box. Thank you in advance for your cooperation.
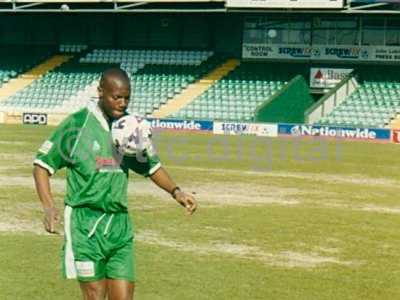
[148,118,213,132]
[351,1,398,3]
[278,124,391,140]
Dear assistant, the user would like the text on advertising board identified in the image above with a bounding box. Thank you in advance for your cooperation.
[214,122,278,137]
[149,119,213,131]
[278,124,391,140]
[23,113,48,125]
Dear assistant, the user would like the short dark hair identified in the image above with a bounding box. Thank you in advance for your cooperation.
[100,67,130,88]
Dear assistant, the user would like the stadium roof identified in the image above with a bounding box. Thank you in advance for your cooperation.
[1,0,400,14]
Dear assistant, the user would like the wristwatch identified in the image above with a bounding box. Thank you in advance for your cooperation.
[171,186,181,199]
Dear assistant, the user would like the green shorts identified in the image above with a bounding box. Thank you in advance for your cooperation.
[62,205,135,282]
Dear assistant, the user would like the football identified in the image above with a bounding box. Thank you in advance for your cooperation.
[111,115,152,156]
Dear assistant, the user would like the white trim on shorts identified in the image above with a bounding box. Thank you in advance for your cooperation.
[64,205,77,279]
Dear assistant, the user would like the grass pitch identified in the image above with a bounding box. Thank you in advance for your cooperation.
[1,124,400,300]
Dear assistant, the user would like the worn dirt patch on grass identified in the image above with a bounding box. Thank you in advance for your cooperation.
[0,216,46,235]
[320,201,400,215]
[361,204,400,214]
[129,180,302,206]
[0,175,65,190]
[0,153,34,162]
[137,230,358,268]
[0,141,30,146]
[0,174,302,207]
[169,166,399,188]
[3,174,400,213]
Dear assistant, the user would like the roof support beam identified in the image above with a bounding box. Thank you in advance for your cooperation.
[348,2,390,11]
[0,0,396,14]
[12,1,46,10]
[116,1,148,10]
[0,8,227,13]
[1,0,226,12]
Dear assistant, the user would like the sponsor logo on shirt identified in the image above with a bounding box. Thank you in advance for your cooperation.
[95,157,122,172]
[38,140,53,154]
[92,140,101,152]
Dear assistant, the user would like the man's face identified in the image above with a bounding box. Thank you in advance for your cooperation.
[98,78,130,120]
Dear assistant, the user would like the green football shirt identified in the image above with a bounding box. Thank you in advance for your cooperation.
[34,101,161,213]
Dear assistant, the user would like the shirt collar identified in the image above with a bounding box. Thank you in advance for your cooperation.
[87,99,110,132]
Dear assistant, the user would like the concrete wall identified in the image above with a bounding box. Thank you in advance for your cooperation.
[306,77,358,124]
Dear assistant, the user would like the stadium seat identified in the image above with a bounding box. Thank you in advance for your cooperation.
[0,48,219,117]
[59,44,88,54]
[314,66,400,128]
[0,46,54,89]
[170,62,306,122]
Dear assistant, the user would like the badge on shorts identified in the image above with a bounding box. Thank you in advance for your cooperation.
[75,261,95,277]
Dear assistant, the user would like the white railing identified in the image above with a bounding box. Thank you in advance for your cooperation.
[305,76,359,124]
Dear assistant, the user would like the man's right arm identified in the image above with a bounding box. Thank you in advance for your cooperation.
[33,164,60,234]
[32,115,77,233]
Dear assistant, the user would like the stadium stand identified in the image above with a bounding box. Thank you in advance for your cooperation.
[59,44,88,53]
[170,62,308,122]
[316,66,400,128]
[0,46,54,89]
[255,75,314,124]
[82,49,220,116]
[0,47,313,123]
[129,63,213,117]
[152,58,240,119]
[0,49,221,117]
[80,49,213,73]
[0,59,109,112]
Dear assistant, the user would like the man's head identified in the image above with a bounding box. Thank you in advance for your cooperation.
[98,67,131,120]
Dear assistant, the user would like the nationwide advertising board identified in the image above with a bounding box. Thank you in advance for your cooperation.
[214,121,278,137]
[148,118,213,132]
[243,44,400,62]
[278,124,391,141]
[310,68,353,88]
[226,0,343,8]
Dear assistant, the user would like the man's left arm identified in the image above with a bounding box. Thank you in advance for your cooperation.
[150,167,197,215]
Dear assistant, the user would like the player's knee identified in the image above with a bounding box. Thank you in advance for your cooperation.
[111,287,134,300]
[81,282,106,300]
[124,288,134,300]
[107,282,134,300]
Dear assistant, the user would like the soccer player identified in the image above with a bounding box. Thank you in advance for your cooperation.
[33,68,197,300]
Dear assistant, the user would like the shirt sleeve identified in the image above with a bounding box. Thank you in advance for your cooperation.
[33,116,76,175]
[123,149,161,177]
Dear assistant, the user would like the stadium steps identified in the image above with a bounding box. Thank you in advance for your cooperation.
[0,55,72,101]
[169,61,299,122]
[152,58,240,118]
[315,66,400,129]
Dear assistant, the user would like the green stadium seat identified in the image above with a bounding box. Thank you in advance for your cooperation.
[3,49,214,115]
[316,65,400,128]
[169,62,307,122]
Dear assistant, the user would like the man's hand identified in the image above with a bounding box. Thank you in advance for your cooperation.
[34,165,60,234]
[174,191,197,215]
[43,207,60,234]
[149,167,198,215]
